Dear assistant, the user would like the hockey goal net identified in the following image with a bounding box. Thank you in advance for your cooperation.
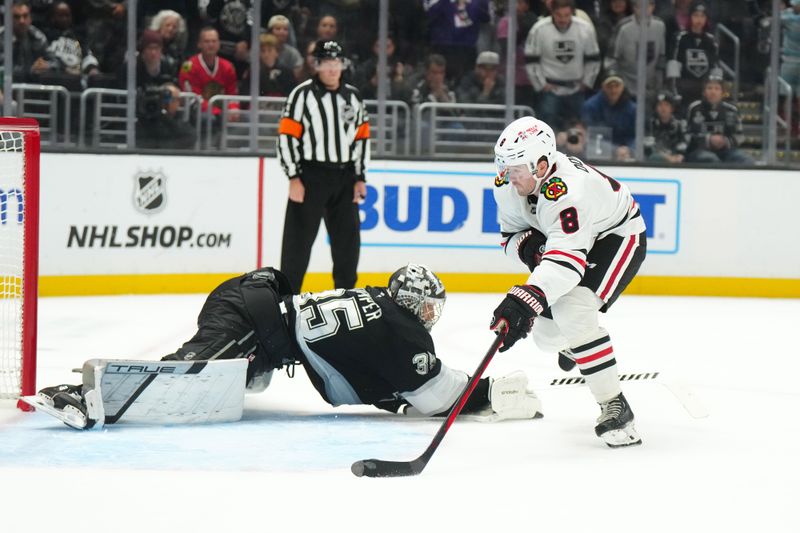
[0,118,39,409]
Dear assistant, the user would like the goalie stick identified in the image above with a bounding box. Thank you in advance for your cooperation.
[547,372,709,419]
[351,329,507,478]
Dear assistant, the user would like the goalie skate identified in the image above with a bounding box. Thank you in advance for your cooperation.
[37,383,82,405]
[595,393,642,448]
[20,392,94,430]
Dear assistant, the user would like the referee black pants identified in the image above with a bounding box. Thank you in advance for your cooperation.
[280,165,360,292]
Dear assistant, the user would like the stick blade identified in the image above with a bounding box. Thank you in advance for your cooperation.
[351,458,424,478]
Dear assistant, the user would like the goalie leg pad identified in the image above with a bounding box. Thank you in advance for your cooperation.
[82,358,248,426]
[23,359,248,429]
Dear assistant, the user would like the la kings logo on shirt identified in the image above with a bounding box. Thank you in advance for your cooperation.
[686,48,709,78]
[555,41,576,64]
[412,351,437,375]
[133,170,167,214]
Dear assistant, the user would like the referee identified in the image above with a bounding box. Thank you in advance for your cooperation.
[277,40,370,293]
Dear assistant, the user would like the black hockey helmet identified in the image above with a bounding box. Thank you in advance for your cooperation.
[313,40,346,61]
[388,263,446,331]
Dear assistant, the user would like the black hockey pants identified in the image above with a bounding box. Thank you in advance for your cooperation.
[162,268,298,386]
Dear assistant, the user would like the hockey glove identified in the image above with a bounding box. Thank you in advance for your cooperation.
[516,229,547,272]
[490,285,548,353]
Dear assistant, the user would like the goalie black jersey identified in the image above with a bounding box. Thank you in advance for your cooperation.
[287,287,468,416]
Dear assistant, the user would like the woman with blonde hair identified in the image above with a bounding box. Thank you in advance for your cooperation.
[149,9,188,68]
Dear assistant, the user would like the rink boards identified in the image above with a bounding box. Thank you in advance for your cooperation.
[31,153,800,297]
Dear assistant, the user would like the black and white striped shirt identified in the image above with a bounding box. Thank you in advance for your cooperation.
[277,78,370,179]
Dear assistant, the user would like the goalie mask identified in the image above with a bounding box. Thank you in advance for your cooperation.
[388,263,446,331]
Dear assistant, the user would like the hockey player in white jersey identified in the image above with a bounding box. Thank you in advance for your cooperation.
[489,116,646,448]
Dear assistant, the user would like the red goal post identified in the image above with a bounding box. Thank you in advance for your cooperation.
[0,118,39,410]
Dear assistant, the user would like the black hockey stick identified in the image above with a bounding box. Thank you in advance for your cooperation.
[351,328,507,478]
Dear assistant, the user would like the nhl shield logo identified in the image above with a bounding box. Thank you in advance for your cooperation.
[133,170,166,214]
[342,103,356,124]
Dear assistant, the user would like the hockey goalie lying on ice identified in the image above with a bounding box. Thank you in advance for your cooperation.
[23,265,542,430]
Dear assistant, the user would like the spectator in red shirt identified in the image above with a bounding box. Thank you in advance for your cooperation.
[179,26,239,116]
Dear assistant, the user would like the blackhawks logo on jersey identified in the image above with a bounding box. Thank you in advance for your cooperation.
[494,173,507,187]
[542,176,568,201]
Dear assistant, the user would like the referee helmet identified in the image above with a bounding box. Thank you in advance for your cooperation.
[314,40,348,64]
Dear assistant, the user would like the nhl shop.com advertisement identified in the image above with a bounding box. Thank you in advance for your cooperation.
[40,154,259,276]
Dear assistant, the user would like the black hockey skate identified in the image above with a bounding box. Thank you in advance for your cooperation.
[26,384,94,430]
[37,384,82,406]
[558,350,576,372]
[52,392,93,430]
[595,393,642,448]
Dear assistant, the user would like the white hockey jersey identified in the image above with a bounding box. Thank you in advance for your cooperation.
[524,16,601,95]
[493,152,645,305]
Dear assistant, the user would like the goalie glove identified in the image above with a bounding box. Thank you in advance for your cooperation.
[490,285,548,352]
[466,371,543,422]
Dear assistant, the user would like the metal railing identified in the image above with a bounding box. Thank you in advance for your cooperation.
[365,99,411,156]
[79,89,203,150]
[414,102,535,159]
[764,76,793,163]
[177,92,203,151]
[11,83,71,145]
[205,95,286,153]
[205,95,411,157]
[716,23,740,104]
[79,88,128,148]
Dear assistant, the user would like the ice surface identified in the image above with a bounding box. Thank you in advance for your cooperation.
[1,293,798,532]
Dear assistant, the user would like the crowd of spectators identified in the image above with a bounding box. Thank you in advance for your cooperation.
[0,0,787,161]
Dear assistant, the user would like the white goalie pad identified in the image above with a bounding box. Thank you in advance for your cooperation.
[82,358,248,429]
